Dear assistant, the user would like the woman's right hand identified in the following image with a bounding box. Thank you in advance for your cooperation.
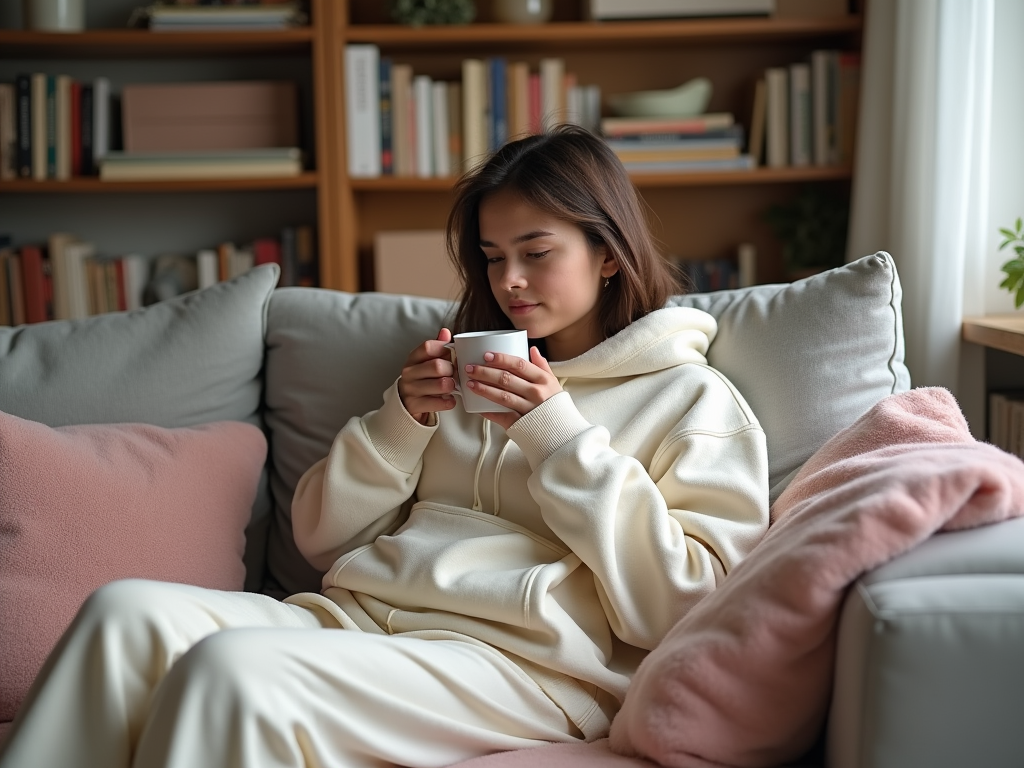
[398,328,456,425]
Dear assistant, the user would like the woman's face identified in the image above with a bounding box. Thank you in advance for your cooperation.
[478,189,618,361]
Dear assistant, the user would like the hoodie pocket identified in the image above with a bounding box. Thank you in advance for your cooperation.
[323,502,576,629]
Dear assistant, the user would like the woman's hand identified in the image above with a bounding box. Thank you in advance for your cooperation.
[465,346,562,430]
[398,328,456,425]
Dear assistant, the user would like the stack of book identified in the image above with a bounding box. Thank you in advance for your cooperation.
[750,50,861,169]
[0,74,115,180]
[345,44,601,178]
[99,148,302,181]
[670,257,741,293]
[0,225,316,326]
[989,391,1024,459]
[601,113,752,173]
[141,2,307,31]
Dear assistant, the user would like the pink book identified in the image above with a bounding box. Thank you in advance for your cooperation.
[528,73,541,136]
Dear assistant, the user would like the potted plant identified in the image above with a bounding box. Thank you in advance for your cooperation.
[998,217,1024,308]
[391,0,476,26]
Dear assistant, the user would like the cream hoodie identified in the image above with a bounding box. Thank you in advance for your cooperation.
[288,306,769,739]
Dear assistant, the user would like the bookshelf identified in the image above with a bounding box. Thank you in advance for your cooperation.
[0,0,342,291]
[332,0,864,292]
[963,315,1024,359]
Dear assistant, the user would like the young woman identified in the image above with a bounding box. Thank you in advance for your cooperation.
[0,126,769,768]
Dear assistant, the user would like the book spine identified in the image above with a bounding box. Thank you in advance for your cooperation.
[93,77,111,166]
[69,80,81,177]
[15,75,32,178]
[764,67,789,168]
[296,225,317,287]
[379,56,393,176]
[55,75,71,180]
[79,84,94,176]
[0,250,10,326]
[344,44,382,178]
[461,58,488,173]
[431,80,450,177]
[811,50,832,167]
[489,57,507,151]
[528,72,541,135]
[391,63,412,176]
[539,57,565,131]
[788,63,811,167]
[413,74,433,178]
[508,61,530,140]
[196,249,219,289]
[280,226,297,287]
[45,75,57,179]
[837,52,861,165]
[19,245,47,324]
[747,76,767,167]
[114,259,127,311]
[447,81,462,173]
[31,73,47,180]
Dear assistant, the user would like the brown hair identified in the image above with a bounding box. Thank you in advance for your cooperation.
[446,125,680,338]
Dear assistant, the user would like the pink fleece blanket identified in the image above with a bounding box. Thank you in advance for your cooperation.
[607,387,1024,767]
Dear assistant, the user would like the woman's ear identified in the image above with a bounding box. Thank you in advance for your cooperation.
[600,248,620,279]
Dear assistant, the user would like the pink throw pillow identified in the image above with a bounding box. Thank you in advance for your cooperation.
[0,412,267,724]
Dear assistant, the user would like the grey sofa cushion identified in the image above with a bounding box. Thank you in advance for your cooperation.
[263,290,453,595]
[263,253,909,595]
[828,517,1024,768]
[670,252,910,501]
[0,264,278,592]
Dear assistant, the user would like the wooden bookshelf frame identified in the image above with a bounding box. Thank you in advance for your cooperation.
[0,173,319,193]
[0,29,315,58]
[963,315,1024,358]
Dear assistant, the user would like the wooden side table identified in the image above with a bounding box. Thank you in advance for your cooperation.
[962,314,1024,357]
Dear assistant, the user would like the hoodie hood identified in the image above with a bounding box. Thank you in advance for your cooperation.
[547,306,716,379]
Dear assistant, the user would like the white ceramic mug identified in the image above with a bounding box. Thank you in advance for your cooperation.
[444,330,529,413]
[23,0,84,32]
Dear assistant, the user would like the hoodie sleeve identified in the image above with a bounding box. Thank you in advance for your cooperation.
[291,380,438,571]
[506,369,769,650]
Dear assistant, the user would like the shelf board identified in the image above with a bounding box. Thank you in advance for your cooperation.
[0,172,319,193]
[0,28,314,58]
[350,166,852,191]
[963,314,1024,358]
[345,16,862,51]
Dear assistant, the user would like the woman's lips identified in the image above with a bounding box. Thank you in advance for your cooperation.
[507,301,537,316]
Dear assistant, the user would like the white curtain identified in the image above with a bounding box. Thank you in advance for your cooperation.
[846,0,994,432]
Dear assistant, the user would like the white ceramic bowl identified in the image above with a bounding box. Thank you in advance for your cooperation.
[608,78,713,118]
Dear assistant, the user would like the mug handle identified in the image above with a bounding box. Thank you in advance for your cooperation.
[442,342,463,399]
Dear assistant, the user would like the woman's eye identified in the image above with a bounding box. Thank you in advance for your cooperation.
[526,250,550,259]
[485,255,504,264]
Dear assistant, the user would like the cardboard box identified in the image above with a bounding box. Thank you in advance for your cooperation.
[122,81,299,152]
[373,230,460,301]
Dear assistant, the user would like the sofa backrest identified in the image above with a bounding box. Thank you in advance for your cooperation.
[261,251,910,595]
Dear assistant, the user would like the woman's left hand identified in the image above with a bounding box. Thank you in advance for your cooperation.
[465,346,562,430]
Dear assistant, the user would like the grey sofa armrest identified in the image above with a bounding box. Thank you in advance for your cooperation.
[827,516,1024,768]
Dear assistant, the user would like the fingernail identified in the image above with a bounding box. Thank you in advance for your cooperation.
[467,380,477,389]
[465,364,474,373]
[484,352,495,361]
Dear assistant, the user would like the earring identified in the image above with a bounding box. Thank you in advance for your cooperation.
[604,277,610,289]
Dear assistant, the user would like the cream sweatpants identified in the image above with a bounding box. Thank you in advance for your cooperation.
[0,579,581,768]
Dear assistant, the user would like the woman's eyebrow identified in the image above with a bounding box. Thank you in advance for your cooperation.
[479,230,555,248]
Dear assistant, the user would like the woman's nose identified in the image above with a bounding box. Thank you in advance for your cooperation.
[498,262,525,291]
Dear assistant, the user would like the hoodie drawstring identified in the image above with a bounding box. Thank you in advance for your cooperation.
[472,419,490,512]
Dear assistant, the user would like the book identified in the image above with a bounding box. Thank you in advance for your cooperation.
[379,56,394,176]
[585,0,774,20]
[489,57,507,151]
[63,240,95,319]
[19,245,48,324]
[413,73,433,178]
[671,257,740,293]
[528,72,541,135]
[747,77,767,166]
[280,226,298,287]
[196,248,218,290]
[295,225,317,287]
[507,61,530,140]
[45,75,57,179]
[47,232,75,320]
[431,80,451,177]
[69,80,82,177]
[146,3,305,31]
[79,83,94,176]
[581,84,602,135]
[93,77,112,168]
[788,63,811,167]
[621,155,755,173]
[447,81,462,173]
[600,113,735,137]
[0,247,11,326]
[7,252,25,326]
[15,75,32,178]
[99,148,302,181]
[612,145,741,163]
[837,52,861,165]
[31,73,46,180]
[461,58,488,173]
[391,63,413,176]
[55,75,71,180]
[0,84,14,180]
[811,50,839,166]
[539,57,565,131]
[765,67,789,168]
[121,254,149,311]
[737,243,757,288]
[344,46,382,178]
[604,130,743,150]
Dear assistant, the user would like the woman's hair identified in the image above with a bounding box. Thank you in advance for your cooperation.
[446,124,681,338]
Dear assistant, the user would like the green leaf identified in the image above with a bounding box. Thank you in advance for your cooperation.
[1000,227,1017,240]
[1017,216,1022,233]
[1017,285,1024,308]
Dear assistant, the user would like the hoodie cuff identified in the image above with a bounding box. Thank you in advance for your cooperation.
[362,379,437,473]
[507,391,594,470]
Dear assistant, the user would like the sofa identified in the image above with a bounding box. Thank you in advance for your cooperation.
[2,251,1023,767]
